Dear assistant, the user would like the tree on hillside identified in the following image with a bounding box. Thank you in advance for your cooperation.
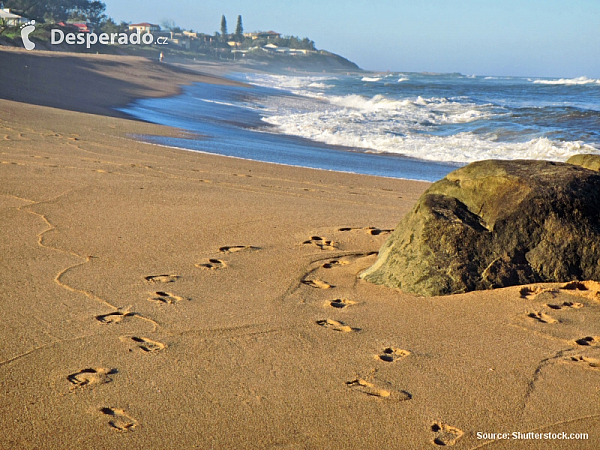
[69,0,106,26]
[160,19,174,30]
[269,35,316,51]
[234,15,243,41]
[301,37,316,50]
[160,19,182,33]
[85,1,106,26]
[100,17,126,34]
[220,15,227,39]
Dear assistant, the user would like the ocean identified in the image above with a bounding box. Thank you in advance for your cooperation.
[121,71,600,182]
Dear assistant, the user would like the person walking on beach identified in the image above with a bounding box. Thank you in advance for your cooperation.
[159,52,164,62]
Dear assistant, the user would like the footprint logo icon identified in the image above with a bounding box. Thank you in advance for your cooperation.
[21,20,35,50]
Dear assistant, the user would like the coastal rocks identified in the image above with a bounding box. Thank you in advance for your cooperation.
[567,154,600,172]
[360,159,600,296]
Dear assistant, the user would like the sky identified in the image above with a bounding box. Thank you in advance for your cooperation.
[103,0,600,78]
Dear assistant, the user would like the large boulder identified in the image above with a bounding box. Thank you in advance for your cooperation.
[567,154,600,172]
[360,160,600,296]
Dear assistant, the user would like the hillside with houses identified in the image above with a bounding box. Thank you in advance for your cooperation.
[0,4,359,71]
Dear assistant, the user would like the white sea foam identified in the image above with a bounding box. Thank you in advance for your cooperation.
[361,77,381,82]
[263,109,598,163]
[308,82,331,89]
[243,73,336,97]
[200,99,240,107]
[329,94,413,111]
[533,76,600,85]
[244,72,600,165]
[398,77,409,82]
[260,90,597,164]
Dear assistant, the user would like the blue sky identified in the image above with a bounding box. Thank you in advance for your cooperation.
[103,0,600,78]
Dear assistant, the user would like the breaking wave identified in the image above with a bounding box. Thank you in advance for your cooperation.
[242,72,600,164]
[533,76,600,85]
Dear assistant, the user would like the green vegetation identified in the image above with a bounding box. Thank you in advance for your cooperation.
[240,36,316,51]
[234,15,243,41]
[220,15,227,40]
[100,18,128,34]
[160,19,182,33]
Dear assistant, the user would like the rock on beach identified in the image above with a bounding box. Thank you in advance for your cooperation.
[361,159,600,296]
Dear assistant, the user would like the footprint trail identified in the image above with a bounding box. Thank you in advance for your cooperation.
[100,407,138,432]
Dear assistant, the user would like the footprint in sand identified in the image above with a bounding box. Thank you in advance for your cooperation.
[573,336,600,347]
[527,311,559,324]
[100,407,138,432]
[95,311,136,324]
[561,281,600,301]
[328,298,357,309]
[338,226,393,236]
[346,378,412,400]
[303,279,333,289]
[131,336,166,353]
[546,301,584,310]
[67,367,116,388]
[144,274,180,283]
[377,347,411,362]
[322,252,378,269]
[302,236,337,250]
[147,291,185,304]
[322,259,351,269]
[316,319,357,332]
[219,245,260,254]
[431,422,464,446]
[520,286,559,300]
[569,355,600,369]
[364,227,393,236]
[196,259,227,270]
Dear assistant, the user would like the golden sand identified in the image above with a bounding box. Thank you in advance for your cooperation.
[0,48,598,449]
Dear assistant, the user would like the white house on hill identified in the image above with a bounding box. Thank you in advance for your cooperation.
[243,31,281,40]
[128,23,160,33]
[0,8,29,26]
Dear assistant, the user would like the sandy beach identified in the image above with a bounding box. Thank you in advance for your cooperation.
[1,48,599,449]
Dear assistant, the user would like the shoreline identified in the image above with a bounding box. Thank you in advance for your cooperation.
[120,77,458,182]
[0,47,248,119]
[139,139,442,183]
[1,50,599,449]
